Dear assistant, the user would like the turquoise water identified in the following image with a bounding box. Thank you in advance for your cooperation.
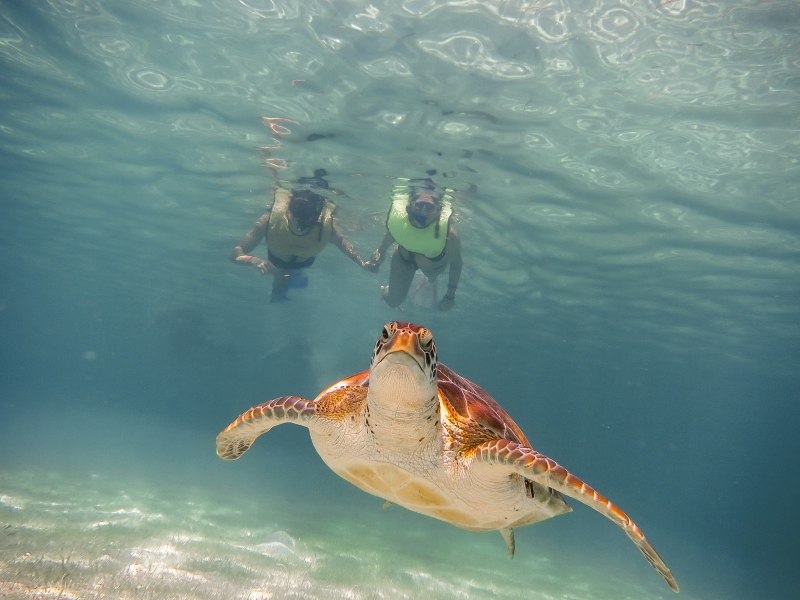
[1,1,798,598]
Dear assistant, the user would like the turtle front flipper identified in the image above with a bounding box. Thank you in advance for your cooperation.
[216,396,316,460]
[474,439,679,593]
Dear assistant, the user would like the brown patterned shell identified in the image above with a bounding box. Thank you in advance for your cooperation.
[435,363,530,447]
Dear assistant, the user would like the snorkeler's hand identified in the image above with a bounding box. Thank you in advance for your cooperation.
[362,249,382,272]
[438,296,455,312]
[235,255,274,274]
[362,259,380,273]
[237,255,274,274]
[256,260,276,275]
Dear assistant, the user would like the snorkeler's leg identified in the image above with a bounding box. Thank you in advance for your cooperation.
[271,268,291,302]
[382,249,417,308]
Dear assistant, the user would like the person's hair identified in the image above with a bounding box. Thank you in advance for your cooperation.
[408,177,441,202]
[289,190,326,237]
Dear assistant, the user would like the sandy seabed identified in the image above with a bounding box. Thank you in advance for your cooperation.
[0,465,686,600]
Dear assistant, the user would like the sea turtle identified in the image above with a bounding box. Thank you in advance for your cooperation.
[217,321,678,592]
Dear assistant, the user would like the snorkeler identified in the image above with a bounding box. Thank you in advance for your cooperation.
[365,179,462,312]
[230,170,375,302]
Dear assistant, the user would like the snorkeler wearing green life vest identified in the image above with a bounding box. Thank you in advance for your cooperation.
[231,171,374,302]
[366,181,462,312]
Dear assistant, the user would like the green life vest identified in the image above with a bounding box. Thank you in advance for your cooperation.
[386,192,452,259]
[267,187,334,259]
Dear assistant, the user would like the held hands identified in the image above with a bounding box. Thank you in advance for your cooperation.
[362,249,383,273]
[352,254,377,273]
[362,260,380,273]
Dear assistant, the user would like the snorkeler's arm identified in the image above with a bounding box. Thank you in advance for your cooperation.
[366,230,396,270]
[445,227,462,293]
[330,219,366,267]
[439,227,462,312]
[230,214,273,273]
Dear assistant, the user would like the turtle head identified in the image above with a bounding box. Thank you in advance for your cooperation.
[369,322,438,403]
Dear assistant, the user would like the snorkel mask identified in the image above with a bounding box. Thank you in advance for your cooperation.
[289,190,325,229]
[408,190,441,225]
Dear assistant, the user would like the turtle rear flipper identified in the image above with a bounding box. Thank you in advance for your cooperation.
[216,396,316,460]
[474,439,679,593]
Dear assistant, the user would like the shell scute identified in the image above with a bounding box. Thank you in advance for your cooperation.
[437,364,529,446]
[315,375,369,420]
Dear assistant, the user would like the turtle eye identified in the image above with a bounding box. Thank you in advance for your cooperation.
[419,329,433,349]
[381,325,391,341]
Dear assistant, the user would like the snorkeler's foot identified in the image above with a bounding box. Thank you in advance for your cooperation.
[379,286,403,311]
